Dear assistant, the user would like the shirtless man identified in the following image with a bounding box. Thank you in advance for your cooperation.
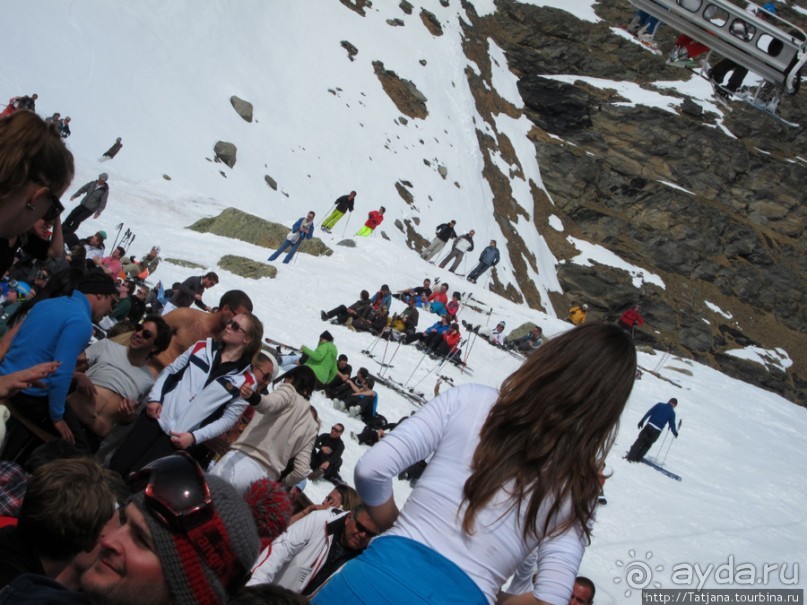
[68,316,172,441]
[152,289,253,370]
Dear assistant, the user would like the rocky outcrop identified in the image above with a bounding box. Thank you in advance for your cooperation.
[214,141,237,168]
[229,96,253,122]
[218,255,276,279]
[372,61,428,119]
[457,0,806,403]
[420,9,443,36]
[188,208,333,257]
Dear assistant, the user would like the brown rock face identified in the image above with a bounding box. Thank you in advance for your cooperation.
[372,61,429,119]
[456,0,807,404]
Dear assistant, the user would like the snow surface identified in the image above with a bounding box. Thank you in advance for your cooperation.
[568,237,666,290]
[2,1,805,603]
[705,300,733,319]
[726,345,794,372]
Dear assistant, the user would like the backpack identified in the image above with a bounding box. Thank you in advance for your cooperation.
[365,413,387,430]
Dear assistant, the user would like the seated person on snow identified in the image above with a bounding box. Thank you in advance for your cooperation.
[308,422,346,482]
[505,325,544,352]
[322,354,352,397]
[320,290,372,325]
[350,304,388,335]
[369,284,391,311]
[405,313,450,345]
[280,331,338,389]
[395,278,432,306]
[67,315,172,446]
[484,321,507,347]
[381,297,419,341]
[423,283,449,314]
[330,367,369,402]
[431,322,462,358]
[342,377,378,423]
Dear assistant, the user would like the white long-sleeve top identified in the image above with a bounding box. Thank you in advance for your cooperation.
[354,383,585,605]
[149,339,252,444]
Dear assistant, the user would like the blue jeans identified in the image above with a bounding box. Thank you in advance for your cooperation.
[268,238,301,263]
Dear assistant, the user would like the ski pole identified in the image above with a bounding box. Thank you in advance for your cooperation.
[341,212,352,237]
[293,237,304,266]
[364,330,384,355]
[111,223,124,250]
[661,420,682,465]
[403,346,430,388]
[653,427,671,461]
[319,205,336,228]
[482,268,493,290]
[379,339,403,378]
[378,333,391,371]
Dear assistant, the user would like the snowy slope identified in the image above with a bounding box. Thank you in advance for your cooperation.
[2,1,806,602]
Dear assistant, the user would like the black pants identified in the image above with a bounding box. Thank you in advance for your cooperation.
[626,425,661,461]
[323,305,350,324]
[108,412,175,476]
[345,395,373,422]
[62,204,94,235]
[710,59,748,92]
[310,449,343,479]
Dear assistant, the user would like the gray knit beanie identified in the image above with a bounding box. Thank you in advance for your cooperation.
[132,474,260,605]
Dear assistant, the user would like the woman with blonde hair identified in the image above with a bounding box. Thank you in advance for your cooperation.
[110,312,264,475]
[314,323,637,605]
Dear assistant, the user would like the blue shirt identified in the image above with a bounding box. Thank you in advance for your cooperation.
[641,402,678,436]
[0,291,92,420]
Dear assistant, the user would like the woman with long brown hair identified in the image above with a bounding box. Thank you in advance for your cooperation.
[313,323,637,605]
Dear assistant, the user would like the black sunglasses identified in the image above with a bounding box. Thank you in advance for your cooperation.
[134,324,154,339]
[354,517,378,538]
[42,191,64,221]
[228,320,246,333]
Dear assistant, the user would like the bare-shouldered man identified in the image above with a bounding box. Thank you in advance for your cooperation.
[150,289,254,371]
[68,316,172,440]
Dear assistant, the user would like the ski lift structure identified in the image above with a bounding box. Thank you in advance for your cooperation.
[627,0,807,112]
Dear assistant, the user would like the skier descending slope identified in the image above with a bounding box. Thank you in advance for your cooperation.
[626,398,679,462]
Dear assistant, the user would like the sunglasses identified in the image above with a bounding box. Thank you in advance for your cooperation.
[354,517,378,538]
[331,426,343,433]
[129,452,250,593]
[227,320,246,333]
[42,191,64,221]
[134,324,154,339]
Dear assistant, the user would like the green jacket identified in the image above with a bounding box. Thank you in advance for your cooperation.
[302,341,338,384]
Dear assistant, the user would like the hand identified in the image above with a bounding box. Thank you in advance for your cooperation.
[52,419,75,444]
[239,383,254,399]
[170,431,195,449]
[195,293,203,300]
[146,401,162,419]
[321,446,332,455]
[637,421,643,429]
[70,194,78,200]
[674,433,678,439]
[74,372,97,397]
[0,361,61,398]
[93,211,101,219]
[117,398,135,421]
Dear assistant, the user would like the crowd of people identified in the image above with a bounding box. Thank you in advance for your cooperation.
[0,100,650,605]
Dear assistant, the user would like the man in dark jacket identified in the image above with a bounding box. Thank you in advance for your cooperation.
[467,240,500,283]
[161,271,219,315]
[63,174,110,236]
[321,191,356,232]
[421,220,457,261]
[309,424,346,481]
[101,137,123,160]
[626,398,679,462]
[321,290,373,325]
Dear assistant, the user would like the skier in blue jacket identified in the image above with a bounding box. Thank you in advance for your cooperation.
[268,211,316,264]
[626,398,678,462]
